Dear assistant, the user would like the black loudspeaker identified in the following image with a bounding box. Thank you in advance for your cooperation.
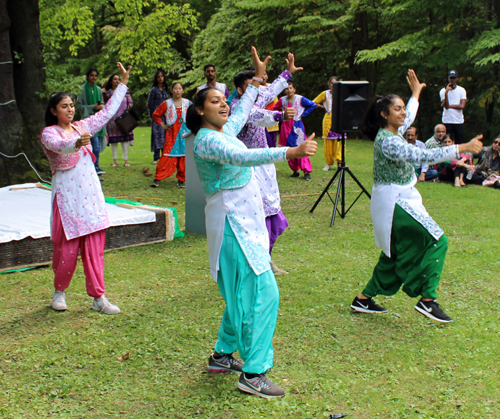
[331,81,370,133]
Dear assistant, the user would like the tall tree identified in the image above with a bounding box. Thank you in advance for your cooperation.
[0,0,47,187]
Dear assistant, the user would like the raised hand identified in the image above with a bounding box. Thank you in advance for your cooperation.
[286,52,303,75]
[251,46,271,79]
[407,69,426,99]
[117,62,132,86]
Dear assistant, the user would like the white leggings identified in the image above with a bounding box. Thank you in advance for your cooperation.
[111,142,129,160]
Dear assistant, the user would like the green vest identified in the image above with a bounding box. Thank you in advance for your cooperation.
[373,129,415,185]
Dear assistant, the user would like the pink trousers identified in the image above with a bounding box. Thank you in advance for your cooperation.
[288,156,312,173]
[51,198,106,298]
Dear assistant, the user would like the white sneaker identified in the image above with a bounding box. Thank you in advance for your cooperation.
[91,295,121,314]
[270,260,289,275]
[322,165,331,171]
[51,290,67,311]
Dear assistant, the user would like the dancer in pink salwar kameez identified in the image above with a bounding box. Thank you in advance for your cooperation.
[40,62,132,314]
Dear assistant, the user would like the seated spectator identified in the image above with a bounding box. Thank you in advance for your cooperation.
[475,134,500,188]
[406,127,438,181]
[425,124,447,149]
[437,135,483,187]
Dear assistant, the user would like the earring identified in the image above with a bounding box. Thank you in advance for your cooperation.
[201,112,204,115]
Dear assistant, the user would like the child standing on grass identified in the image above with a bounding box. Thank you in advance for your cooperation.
[273,82,317,180]
[151,83,192,188]
[350,70,483,323]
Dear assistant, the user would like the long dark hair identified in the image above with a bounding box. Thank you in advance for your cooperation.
[104,73,120,91]
[362,94,400,141]
[152,69,167,89]
[186,87,216,135]
[45,92,72,127]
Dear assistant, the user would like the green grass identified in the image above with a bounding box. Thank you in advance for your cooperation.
[1,127,500,418]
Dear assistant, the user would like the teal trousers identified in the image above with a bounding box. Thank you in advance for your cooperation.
[214,218,279,374]
[363,204,448,300]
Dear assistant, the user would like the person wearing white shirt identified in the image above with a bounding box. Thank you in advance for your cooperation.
[439,69,467,144]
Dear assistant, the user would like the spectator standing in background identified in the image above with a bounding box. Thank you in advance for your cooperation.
[197,64,229,98]
[439,70,467,144]
[148,70,169,164]
[76,67,106,175]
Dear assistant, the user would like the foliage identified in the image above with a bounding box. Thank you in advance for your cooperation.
[2,130,500,417]
[39,0,200,118]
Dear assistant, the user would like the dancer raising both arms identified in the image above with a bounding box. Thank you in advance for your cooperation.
[350,70,482,323]
[186,47,317,399]
[229,54,302,275]
[40,62,132,315]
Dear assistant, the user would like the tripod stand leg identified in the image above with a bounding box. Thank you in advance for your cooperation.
[330,168,344,227]
[309,168,341,213]
[345,168,372,199]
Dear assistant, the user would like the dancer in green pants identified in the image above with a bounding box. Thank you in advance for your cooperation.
[350,70,483,323]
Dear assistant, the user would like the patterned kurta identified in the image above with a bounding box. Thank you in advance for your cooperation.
[371,97,460,257]
[425,136,443,149]
[194,85,289,280]
[153,98,191,157]
[41,84,128,240]
[229,72,291,217]
[148,85,169,152]
[273,95,317,146]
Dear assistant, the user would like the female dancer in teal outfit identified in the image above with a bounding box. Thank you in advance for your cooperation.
[186,47,316,398]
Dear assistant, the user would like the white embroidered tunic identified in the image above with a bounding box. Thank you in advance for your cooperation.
[41,84,127,240]
[371,97,460,257]
[194,85,289,280]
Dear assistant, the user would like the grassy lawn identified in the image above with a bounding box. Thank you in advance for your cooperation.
[1,127,499,418]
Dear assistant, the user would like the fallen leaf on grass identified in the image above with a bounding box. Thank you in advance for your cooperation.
[117,352,130,361]
[142,167,152,177]
[170,201,178,205]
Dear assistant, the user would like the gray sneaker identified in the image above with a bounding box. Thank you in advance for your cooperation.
[91,295,120,314]
[51,290,67,311]
[237,373,285,399]
[208,353,243,373]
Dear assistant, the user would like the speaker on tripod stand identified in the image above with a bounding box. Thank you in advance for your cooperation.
[310,81,372,226]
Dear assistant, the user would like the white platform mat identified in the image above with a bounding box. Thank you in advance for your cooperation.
[0,184,156,243]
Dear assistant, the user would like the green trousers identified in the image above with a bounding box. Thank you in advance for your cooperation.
[363,204,448,300]
[214,218,279,374]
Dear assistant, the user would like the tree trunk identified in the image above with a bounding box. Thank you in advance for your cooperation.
[0,0,48,187]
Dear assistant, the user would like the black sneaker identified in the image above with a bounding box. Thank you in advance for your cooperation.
[304,172,311,181]
[350,296,387,313]
[237,373,285,399]
[208,353,243,373]
[414,299,452,323]
[177,181,185,188]
[150,179,159,187]
[290,171,300,178]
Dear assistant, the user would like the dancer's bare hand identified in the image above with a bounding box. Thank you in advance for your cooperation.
[286,52,303,75]
[251,46,271,80]
[459,134,483,154]
[117,62,132,85]
[283,108,295,120]
[286,133,317,159]
[407,69,426,98]
[76,132,91,148]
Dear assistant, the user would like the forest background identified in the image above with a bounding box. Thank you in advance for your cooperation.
[1,0,500,184]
